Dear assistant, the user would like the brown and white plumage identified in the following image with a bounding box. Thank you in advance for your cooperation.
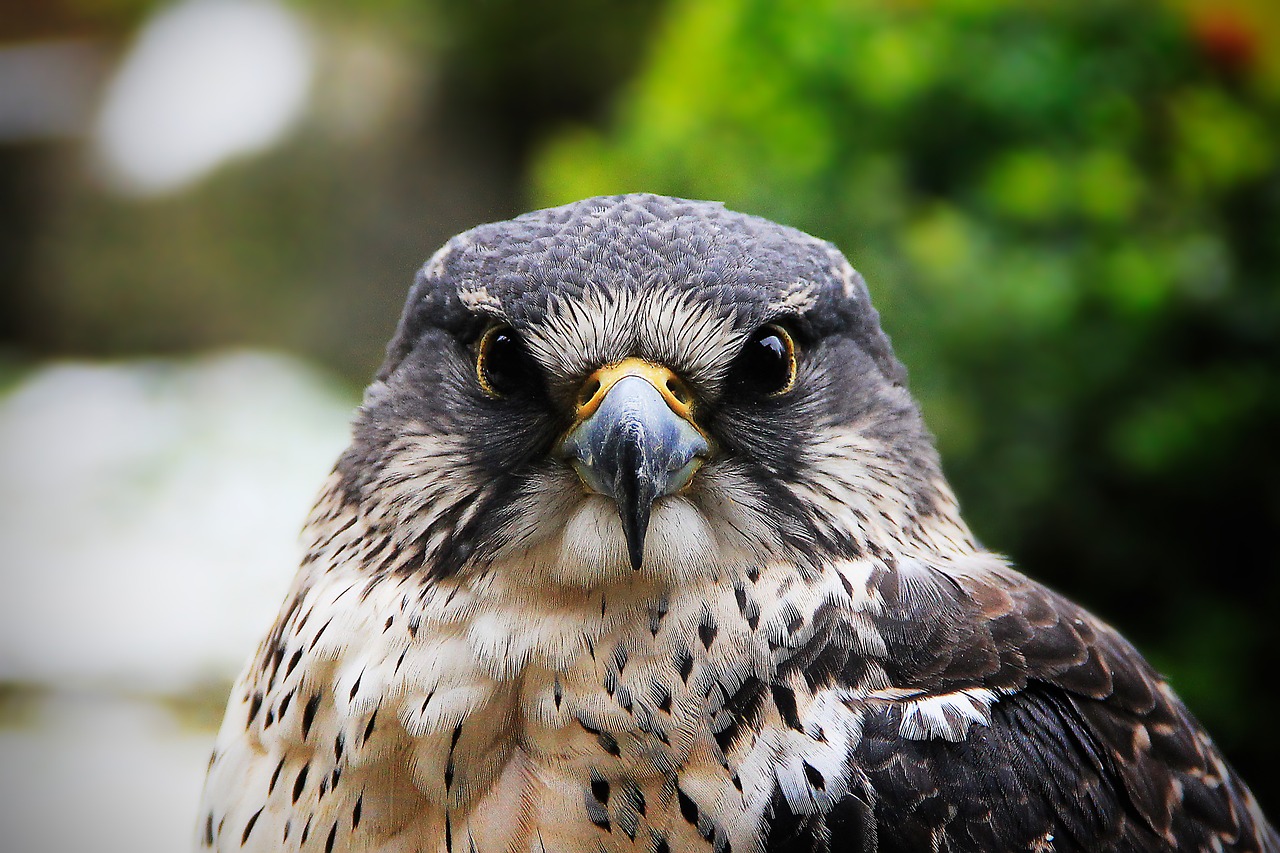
[198,194,1277,852]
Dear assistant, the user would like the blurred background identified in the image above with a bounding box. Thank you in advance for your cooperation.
[1,0,1277,848]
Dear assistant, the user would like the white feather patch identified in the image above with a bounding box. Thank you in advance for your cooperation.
[869,686,999,742]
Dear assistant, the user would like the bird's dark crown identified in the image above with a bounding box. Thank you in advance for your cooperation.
[381,194,904,386]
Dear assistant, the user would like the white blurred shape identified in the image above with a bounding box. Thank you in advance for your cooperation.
[93,0,314,196]
[0,695,213,853]
[0,352,355,691]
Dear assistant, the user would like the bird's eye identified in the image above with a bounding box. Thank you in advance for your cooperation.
[476,325,536,397]
[729,324,797,397]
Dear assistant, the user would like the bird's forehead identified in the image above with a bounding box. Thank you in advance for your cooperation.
[513,283,749,389]
[412,194,872,386]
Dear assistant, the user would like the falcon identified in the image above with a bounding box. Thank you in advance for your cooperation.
[198,194,1278,852]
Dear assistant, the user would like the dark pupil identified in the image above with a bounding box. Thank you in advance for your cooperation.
[740,330,791,394]
[485,330,531,395]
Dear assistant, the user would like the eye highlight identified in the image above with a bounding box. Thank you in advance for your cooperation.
[476,325,537,397]
[729,324,798,398]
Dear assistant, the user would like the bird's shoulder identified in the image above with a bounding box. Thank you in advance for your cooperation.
[786,554,1279,853]
[196,489,425,852]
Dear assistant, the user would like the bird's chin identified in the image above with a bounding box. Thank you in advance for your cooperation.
[529,493,724,589]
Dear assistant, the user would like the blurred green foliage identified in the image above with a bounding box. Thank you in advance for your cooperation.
[534,0,1280,805]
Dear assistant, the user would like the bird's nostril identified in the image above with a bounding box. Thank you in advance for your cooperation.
[578,378,602,408]
[666,377,690,405]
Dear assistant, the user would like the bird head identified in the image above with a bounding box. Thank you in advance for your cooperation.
[336,195,962,590]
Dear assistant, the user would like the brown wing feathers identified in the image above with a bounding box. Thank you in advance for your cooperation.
[841,564,1278,852]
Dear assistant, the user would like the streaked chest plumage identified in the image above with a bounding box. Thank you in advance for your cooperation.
[203,526,901,853]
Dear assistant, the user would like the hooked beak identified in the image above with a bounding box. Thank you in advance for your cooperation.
[558,359,710,570]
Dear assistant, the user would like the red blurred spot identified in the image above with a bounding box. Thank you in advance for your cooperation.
[1191,8,1259,76]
